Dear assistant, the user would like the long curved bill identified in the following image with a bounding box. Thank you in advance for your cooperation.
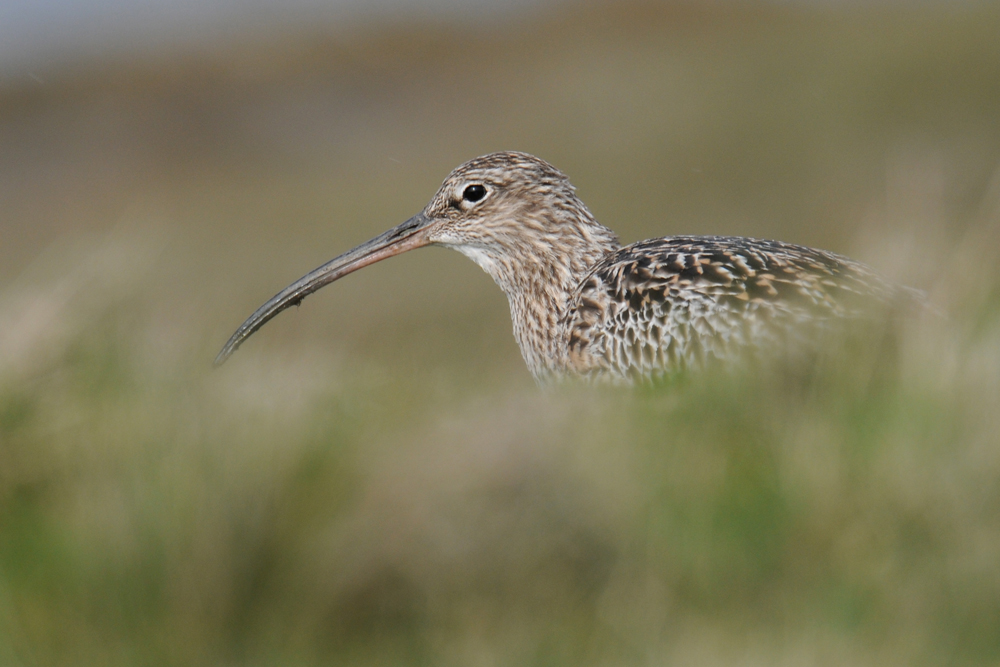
[214,212,433,366]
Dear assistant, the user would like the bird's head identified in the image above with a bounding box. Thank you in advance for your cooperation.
[214,152,617,365]
[422,152,618,286]
[424,152,580,247]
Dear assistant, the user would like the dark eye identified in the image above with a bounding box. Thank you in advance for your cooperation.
[462,184,487,203]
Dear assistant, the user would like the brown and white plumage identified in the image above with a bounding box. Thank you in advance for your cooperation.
[564,236,900,382]
[217,152,915,383]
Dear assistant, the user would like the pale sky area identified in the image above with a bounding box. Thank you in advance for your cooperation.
[0,0,546,75]
[2,0,964,76]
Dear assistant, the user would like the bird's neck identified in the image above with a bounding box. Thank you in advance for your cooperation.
[456,214,620,380]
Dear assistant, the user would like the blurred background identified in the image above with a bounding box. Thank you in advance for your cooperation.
[1,0,999,664]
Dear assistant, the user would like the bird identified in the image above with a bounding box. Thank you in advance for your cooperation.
[215,151,916,383]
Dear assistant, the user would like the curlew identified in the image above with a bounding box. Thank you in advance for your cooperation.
[216,152,915,383]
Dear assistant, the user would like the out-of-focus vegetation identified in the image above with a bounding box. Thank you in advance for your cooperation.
[1,2,999,664]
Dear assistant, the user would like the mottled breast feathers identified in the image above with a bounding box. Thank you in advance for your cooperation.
[562,236,900,382]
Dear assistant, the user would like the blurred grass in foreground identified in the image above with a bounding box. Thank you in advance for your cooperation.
[0,198,998,666]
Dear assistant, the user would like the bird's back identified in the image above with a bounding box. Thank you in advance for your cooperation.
[563,236,907,381]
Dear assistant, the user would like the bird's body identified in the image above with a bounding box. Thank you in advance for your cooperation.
[217,152,912,383]
[562,236,897,382]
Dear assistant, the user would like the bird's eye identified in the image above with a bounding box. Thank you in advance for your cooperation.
[462,184,487,203]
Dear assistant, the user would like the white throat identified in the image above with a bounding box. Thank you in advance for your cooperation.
[453,244,501,282]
